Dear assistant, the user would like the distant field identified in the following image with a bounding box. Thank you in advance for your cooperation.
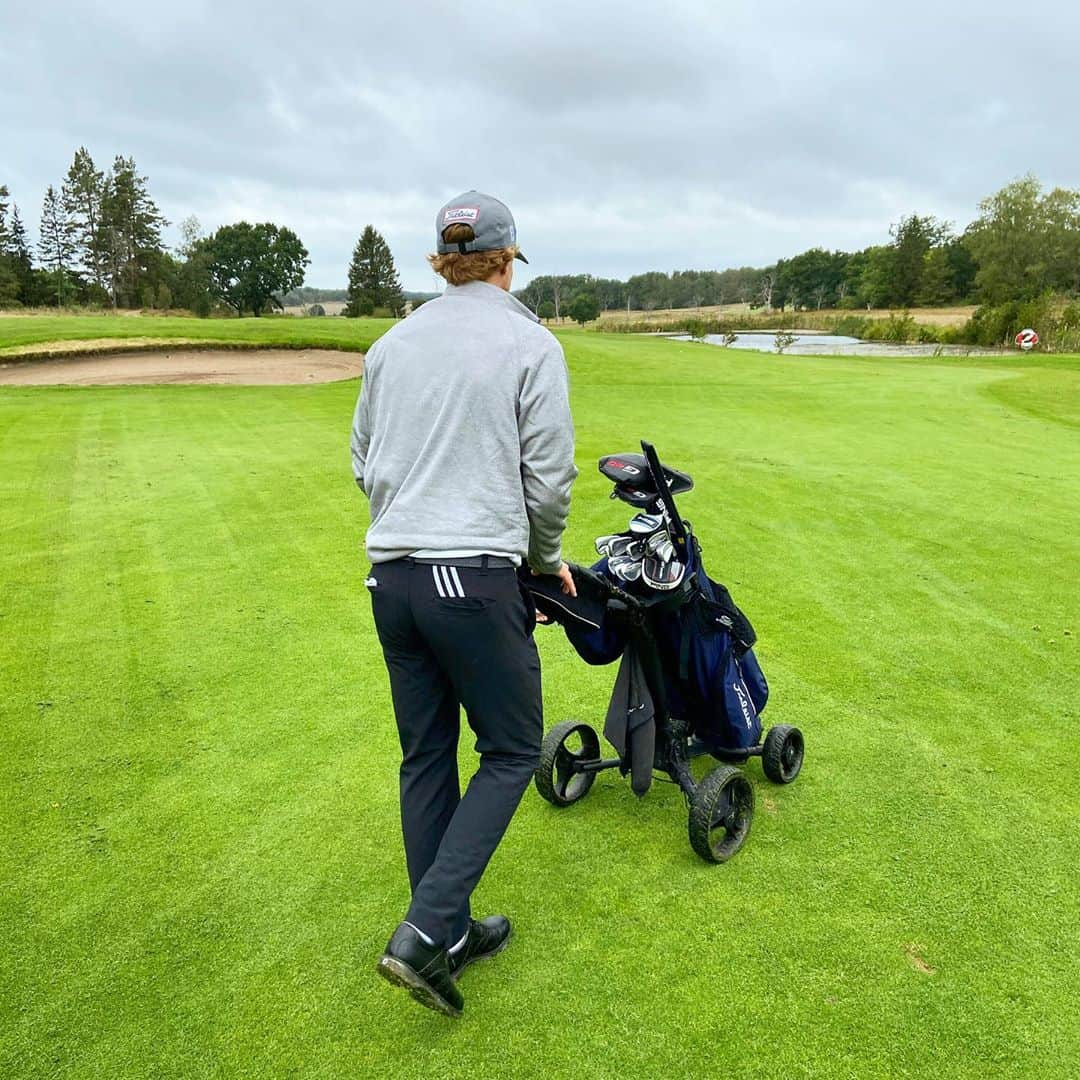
[598,303,977,329]
[0,314,395,358]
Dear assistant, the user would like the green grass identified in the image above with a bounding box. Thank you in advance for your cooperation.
[2,325,1079,1078]
[0,314,396,356]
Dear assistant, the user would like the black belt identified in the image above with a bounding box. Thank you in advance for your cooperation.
[407,554,517,569]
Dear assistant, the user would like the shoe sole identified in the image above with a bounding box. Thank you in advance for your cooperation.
[376,955,463,1019]
[451,926,513,981]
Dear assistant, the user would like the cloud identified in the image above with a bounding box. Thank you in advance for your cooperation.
[2,0,1077,288]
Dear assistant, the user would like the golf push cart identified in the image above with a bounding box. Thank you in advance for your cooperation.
[520,441,804,863]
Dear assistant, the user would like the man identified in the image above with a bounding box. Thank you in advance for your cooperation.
[350,191,577,1018]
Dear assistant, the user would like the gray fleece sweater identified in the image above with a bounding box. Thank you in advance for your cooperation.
[350,281,577,573]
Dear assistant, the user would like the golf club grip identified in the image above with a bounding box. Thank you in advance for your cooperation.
[640,440,687,546]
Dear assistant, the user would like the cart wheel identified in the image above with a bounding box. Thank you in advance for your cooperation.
[762,724,804,784]
[688,765,753,863]
[534,720,601,807]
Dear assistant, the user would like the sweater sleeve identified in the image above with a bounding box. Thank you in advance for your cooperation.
[350,359,373,494]
[518,338,578,574]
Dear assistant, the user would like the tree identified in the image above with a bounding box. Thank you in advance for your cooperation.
[775,248,843,310]
[756,269,776,310]
[38,185,76,307]
[851,246,894,308]
[172,216,212,314]
[567,292,599,325]
[0,186,17,306]
[0,260,18,307]
[178,215,203,258]
[518,278,546,313]
[915,247,954,306]
[0,184,8,252]
[963,177,1054,302]
[0,194,33,307]
[345,226,405,317]
[1041,186,1080,295]
[8,204,33,302]
[945,239,978,301]
[890,214,949,307]
[197,221,309,316]
[62,147,106,291]
[537,299,555,320]
[550,276,562,321]
[99,156,167,307]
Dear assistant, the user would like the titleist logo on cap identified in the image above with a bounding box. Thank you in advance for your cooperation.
[444,206,480,223]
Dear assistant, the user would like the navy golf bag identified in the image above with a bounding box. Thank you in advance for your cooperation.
[523,441,804,863]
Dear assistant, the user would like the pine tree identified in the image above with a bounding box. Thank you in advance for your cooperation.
[9,204,33,302]
[0,185,17,306]
[62,147,106,291]
[38,185,76,307]
[0,184,9,252]
[0,188,32,307]
[9,204,30,263]
[345,225,405,317]
[99,156,167,307]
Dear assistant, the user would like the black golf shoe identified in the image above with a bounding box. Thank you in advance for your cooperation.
[449,915,512,979]
[376,923,464,1018]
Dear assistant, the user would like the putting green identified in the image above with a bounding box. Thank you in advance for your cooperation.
[1,330,1077,1078]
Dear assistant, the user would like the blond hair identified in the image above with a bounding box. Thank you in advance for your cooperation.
[428,223,519,285]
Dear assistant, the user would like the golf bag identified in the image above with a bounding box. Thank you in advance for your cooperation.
[524,440,804,864]
[553,542,768,753]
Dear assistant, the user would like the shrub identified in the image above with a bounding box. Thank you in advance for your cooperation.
[880,313,917,343]
[833,314,872,338]
[774,330,796,354]
[684,318,711,341]
[1059,300,1080,329]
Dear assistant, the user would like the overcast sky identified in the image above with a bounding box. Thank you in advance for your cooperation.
[3,2,1077,290]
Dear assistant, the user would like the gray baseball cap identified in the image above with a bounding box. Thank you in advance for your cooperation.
[435,190,528,263]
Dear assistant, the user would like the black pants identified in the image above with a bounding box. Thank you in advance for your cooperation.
[368,558,542,948]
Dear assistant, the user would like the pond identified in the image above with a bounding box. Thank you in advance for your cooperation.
[669,331,1002,358]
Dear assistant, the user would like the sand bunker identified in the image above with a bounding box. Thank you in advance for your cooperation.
[0,348,364,386]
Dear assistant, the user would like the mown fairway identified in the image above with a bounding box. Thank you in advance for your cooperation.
[2,327,1078,1078]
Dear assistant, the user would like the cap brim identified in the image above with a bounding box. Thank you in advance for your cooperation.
[515,251,529,264]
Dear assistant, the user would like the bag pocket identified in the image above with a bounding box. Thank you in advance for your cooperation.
[717,650,764,749]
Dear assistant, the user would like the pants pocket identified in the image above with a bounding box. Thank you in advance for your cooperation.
[517,580,538,637]
[434,596,496,613]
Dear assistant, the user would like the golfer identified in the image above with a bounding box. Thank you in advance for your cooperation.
[351,191,577,1018]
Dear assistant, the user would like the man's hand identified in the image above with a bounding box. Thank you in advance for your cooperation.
[555,562,578,597]
[531,561,578,598]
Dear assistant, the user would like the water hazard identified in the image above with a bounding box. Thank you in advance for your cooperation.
[670,331,1001,358]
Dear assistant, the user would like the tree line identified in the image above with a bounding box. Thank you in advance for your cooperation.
[1,147,414,320]
[0,148,318,316]
[5,163,1076,323]
[513,176,1080,318]
[1,151,169,309]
